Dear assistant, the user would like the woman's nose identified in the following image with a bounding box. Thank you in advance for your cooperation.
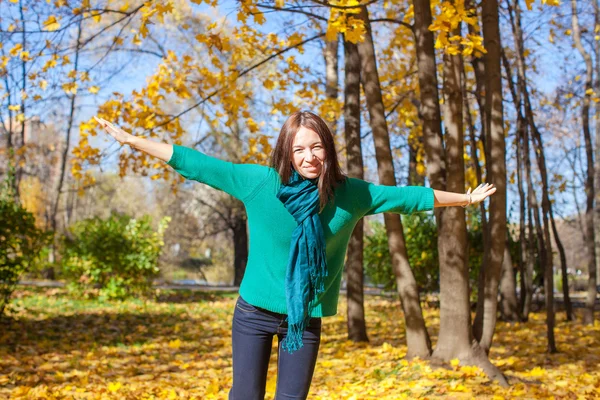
[305,150,314,161]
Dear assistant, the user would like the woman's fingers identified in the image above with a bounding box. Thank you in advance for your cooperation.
[94,116,130,144]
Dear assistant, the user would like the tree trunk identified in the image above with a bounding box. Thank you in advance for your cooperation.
[324,35,340,136]
[47,19,84,280]
[499,235,520,321]
[356,5,431,359]
[508,0,557,350]
[523,119,536,321]
[501,50,528,319]
[408,138,425,186]
[595,0,600,282]
[232,211,248,287]
[412,0,507,385]
[572,0,598,325]
[465,1,492,339]
[471,0,507,354]
[343,38,369,343]
[549,211,574,321]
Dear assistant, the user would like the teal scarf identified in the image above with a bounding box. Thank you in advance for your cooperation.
[276,168,328,354]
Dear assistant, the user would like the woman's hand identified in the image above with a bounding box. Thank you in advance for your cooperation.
[466,183,496,206]
[94,116,134,145]
[434,185,496,208]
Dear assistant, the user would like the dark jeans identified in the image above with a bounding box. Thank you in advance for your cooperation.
[228,295,322,400]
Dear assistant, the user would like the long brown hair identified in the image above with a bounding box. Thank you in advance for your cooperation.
[270,110,346,212]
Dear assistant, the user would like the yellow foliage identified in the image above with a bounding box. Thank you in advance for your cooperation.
[327,8,366,45]
[19,176,46,228]
[9,43,23,57]
[42,15,61,31]
[2,291,600,398]
[429,0,486,57]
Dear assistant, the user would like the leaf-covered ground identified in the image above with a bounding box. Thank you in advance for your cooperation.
[1,288,599,399]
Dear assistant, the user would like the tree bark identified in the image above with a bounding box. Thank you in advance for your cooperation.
[408,138,425,186]
[507,0,557,350]
[471,0,507,354]
[465,0,492,338]
[232,210,248,287]
[412,0,507,385]
[572,0,598,325]
[47,19,84,279]
[499,235,520,321]
[595,0,600,281]
[549,210,574,321]
[343,38,369,343]
[500,50,528,320]
[324,35,340,136]
[356,5,431,359]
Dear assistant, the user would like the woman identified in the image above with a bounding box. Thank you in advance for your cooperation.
[95,111,495,400]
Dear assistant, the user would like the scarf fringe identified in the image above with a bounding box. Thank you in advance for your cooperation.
[281,319,308,354]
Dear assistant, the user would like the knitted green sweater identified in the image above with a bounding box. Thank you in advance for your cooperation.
[167,144,434,317]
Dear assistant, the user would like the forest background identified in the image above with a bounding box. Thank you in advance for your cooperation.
[1,0,600,398]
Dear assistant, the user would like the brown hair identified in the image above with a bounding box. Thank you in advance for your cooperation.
[270,110,346,212]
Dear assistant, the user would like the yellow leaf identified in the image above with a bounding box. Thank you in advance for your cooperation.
[8,105,20,111]
[263,79,275,90]
[450,358,460,367]
[16,113,25,122]
[43,15,61,31]
[168,339,181,349]
[89,86,100,94]
[10,43,23,57]
[107,381,122,392]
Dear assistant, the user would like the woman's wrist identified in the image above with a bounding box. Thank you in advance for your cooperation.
[461,193,471,208]
[126,135,139,147]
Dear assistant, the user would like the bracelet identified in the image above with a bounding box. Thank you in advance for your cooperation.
[461,193,471,208]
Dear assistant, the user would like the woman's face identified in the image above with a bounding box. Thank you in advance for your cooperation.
[291,126,326,179]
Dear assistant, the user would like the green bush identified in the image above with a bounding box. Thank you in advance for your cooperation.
[363,211,486,294]
[364,214,439,292]
[61,212,170,300]
[0,167,52,316]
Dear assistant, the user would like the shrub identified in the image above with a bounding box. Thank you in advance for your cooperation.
[363,212,488,294]
[0,166,52,316]
[61,212,170,300]
[363,213,439,292]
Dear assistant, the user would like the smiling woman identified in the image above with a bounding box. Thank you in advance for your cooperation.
[94,110,496,400]
[291,126,326,179]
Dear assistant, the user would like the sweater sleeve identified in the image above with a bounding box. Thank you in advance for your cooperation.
[166,144,270,202]
[350,178,435,217]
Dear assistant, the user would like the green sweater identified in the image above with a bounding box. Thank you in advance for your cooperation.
[167,144,435,317]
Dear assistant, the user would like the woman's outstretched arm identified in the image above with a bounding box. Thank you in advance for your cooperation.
[94,116,270,202]
[94,116,173,161]
[433,183,496,208]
